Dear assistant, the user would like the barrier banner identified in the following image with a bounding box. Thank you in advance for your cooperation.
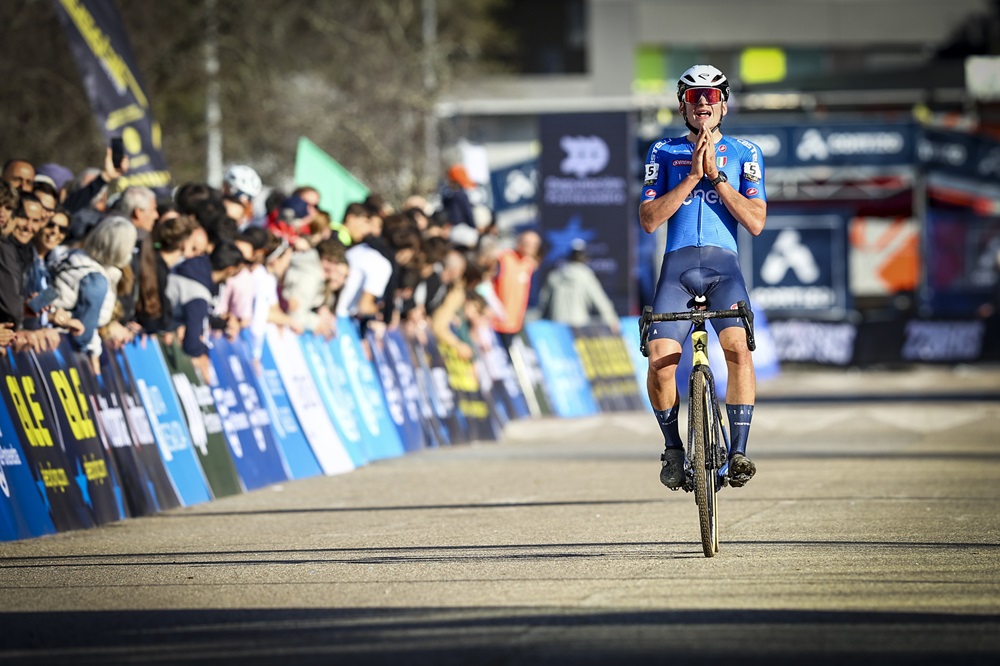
[1,351,94,531]
[0,386,57,540]
[367,330,426,453]
[298,331,369,467]
[507,333,552,418]
[102,346,181,512]
[405,332,457,446]
[122,337,211,506]
[411,332,466,444]
[34,340,126,524]
[334,319,405,460]
[471,323,530,426]
[241,330,323,480]
[208,336,288,490]
[388,330,439,448]
[437,337,500,442]
[264,326,354,475]
[620,317,653,413]
[159,338,242,498]
[76,345,158,517]
[523,321,598,418]
[574,324,645,412]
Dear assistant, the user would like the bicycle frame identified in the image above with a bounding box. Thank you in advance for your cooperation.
[638,299,755,556]
[639,299,755,483]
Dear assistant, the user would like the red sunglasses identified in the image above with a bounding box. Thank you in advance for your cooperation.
[683,87,724,105]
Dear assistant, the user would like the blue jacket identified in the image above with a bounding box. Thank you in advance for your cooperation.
[165,255,218,358]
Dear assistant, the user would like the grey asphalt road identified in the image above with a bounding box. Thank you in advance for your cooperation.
[1,365,999,665]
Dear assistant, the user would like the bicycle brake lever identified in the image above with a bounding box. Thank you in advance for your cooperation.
[639,306,652,357]
[737,300,756,352]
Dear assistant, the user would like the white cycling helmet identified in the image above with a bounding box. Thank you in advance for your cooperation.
[677,64,730,102]
[223,164,263,198]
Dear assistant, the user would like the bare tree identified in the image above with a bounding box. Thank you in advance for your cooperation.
[1,0,511,204]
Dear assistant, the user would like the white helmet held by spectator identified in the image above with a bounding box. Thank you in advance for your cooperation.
[223,164,262,199]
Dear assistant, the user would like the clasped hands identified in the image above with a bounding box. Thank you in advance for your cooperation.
[689,126,720,183]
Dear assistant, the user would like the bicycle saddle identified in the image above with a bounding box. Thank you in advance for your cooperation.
[679,267,722,301]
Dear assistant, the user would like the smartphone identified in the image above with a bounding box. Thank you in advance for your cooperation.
[28,287,58,315]
[110,136,125,170]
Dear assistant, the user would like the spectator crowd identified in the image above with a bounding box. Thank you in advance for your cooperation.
[0,153,587,373]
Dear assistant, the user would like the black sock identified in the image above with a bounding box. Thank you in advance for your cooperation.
[653,406,682,449]
[727,404,754,457]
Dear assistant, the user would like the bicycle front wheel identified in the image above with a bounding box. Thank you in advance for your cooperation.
[690,368,719,557]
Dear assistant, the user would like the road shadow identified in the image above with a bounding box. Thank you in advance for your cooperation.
[0,607,997,665]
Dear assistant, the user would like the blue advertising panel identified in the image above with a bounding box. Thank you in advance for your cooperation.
[407,333,457,447]
[539,112,634,314]
[523,321,598,418]
[490,159,539,233]
[103,346,181,512]
[648,122,916,170]
[472,325,531,423]
[367,330,425,453]
[723,125,789,168]
[265,326,355,475]
[789,123,914,167]
[333,319,405,460]
[740,212,850,318]
[76,347,158,518]
[1,350,94,531]
[0,394,56,540]
[299,332,368,467]
[160,338,243,498]
[122,338,212,506]
[208,337,288,490]
[390,336,445,448]
[241,330,322,480]
[620,317,654,414]
[34,340,126,524]
[724,123,916,168]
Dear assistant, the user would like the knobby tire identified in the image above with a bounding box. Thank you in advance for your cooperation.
[690,369,719,557]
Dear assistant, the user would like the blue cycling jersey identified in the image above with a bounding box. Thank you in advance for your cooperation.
[641,135,767,253]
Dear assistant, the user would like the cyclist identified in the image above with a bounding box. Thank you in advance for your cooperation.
[639,65,766,489]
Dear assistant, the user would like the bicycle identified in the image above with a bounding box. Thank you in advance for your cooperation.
[638,267,756,557]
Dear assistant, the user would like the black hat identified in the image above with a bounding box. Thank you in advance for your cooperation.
[210,241,247,271]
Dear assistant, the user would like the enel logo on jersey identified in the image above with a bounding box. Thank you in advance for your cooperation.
[682,188,721,205]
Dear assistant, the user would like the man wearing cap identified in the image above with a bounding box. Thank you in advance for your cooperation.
[266,193,313,251]
[36,163,75,200]
[441,163,476,229]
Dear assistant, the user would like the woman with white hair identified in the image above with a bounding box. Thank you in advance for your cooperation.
[49,215,137,363]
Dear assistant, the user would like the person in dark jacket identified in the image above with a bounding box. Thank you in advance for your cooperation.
[165,241,245,379]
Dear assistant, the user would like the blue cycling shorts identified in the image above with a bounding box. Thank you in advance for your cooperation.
[649,245,751,343]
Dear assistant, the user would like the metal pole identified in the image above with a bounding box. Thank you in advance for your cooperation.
[205,0,223,187]
[422,0,439,191]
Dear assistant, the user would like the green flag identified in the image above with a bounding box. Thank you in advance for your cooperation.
[294,137,369,222]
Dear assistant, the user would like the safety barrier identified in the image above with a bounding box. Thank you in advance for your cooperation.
[0,318,651,541]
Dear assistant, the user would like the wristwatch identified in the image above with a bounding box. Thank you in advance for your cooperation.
[709,172,728,187]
